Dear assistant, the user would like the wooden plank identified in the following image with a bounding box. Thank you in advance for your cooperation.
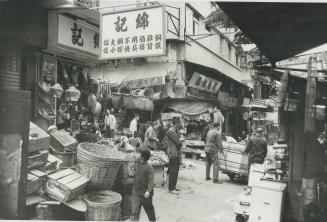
[57,172,81,185]
[29,170,46,178]
[48,169,75,180]
[66,176,89,190]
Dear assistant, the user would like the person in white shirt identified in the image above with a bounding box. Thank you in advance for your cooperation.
[104,109,116,138]
[130,114,139,137]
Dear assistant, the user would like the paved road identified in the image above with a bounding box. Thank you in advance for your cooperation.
[139,159,246,222]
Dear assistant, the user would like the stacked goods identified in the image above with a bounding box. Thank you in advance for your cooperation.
[28,150,49,170]
[29,122,50,153]
[50,130,77,151]
[222,141,246,152]
[26,170,46,195]
[77,142,126,189]
[84,190,122,221]
[50,130,77,168]
[45,169,90,203]
[149,150,168,166]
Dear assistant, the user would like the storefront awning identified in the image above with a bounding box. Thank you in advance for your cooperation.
[89,62,177,88]
[167,100,213,116]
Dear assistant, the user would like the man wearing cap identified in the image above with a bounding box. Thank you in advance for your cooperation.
[130,114,139,138]
[205,121,224,183]
[244,127,268,172]
[165,117,184,194]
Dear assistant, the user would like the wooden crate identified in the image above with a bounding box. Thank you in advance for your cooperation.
[50,130,77,151]
[45,169,89,203]
[26,170,46,195]
[218,148,249,175]
[28,150,49,170]
[29,122,50,153]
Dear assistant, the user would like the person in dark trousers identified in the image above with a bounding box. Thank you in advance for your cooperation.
[137,122,149,142]
[201,120,210,143]
[131,147,156,221]
[244,128,268,174]
[165,117,184,194]
[205,121,224,183]
[155,120,166,151]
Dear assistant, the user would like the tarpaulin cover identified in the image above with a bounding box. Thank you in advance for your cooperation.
[168,100,213,116]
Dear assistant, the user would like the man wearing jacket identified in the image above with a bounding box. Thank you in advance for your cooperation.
[205,121,224,183]
[244,127,268,169]
[165,117,184,194]
[131,147,156,221]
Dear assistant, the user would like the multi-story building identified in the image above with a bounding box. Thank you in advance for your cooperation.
[90,1,252,137]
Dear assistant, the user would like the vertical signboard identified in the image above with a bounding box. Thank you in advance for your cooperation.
[100,5,166,60]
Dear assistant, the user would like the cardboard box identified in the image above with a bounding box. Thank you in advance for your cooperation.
[46,169,89,203]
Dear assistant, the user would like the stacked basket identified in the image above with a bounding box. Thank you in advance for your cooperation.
[77,142,126,190]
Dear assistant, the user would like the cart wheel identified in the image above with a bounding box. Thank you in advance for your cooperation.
[235,214,245,222]
[227,173,235,180]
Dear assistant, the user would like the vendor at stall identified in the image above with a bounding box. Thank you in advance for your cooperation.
[144,121,159,150]
[130,114,139,138]
[103,109,116,138]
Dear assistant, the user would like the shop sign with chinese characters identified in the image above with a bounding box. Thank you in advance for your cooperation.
[48,12,99,58]
[218,91,238,108]
[100,5,166,60]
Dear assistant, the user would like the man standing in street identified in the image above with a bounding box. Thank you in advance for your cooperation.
[130,114,139,138]
[104,109,116,138]
[244,127,268,173]
[165,117,184,194]
[201,120,210,143]
[205,121,224,183]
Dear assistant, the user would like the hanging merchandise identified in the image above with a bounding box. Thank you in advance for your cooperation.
[91,102,102,114]
[87,93,97,108]
[65,85,81,102]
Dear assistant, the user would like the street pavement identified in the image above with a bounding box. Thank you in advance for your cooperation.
[139,158,247,222]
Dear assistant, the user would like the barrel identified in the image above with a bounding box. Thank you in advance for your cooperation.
[84,190,122,221]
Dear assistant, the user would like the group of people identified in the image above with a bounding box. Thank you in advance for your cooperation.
[102,110,268,222]
[130,116,184,221]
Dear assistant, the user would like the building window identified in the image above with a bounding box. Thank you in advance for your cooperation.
[193,19,199,35]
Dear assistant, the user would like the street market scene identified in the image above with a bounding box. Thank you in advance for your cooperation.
[1,1,327,221]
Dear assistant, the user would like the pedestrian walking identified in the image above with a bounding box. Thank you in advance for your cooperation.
[205,121,224,183]
[144,121,159,150]
[244,127,268,174]
[165,117,184,194]
[131,147,156,221]
[130,114,139,137]
[103,109,116,138]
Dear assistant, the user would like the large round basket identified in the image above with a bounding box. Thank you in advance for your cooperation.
[77,142,125,190]
[84,190,122,221]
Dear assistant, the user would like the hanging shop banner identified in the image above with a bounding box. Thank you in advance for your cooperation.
[189,72,222,94]
[218,91,238,108]
[121,76,164,89]
[48,12,99,58]
[100,5,166,60]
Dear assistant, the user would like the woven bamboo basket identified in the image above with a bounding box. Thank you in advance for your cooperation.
[77,143,125,190]
[84,190,122,221]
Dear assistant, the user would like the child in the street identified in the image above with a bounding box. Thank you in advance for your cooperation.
[131,147,156,221]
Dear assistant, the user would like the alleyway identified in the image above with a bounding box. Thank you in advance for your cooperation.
[139,159,246,222]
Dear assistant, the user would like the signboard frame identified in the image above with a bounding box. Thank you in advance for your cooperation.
[99,4,166,60]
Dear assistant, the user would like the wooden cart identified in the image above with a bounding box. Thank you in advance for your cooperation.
[218,142,249,181]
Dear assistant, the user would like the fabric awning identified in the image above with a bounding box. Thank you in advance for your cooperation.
[89,62,177,88]
[167,100,213,116]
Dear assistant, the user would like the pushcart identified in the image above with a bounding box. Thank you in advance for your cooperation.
[218,142,249,181]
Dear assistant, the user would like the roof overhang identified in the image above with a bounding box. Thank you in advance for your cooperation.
[218,2,327,64]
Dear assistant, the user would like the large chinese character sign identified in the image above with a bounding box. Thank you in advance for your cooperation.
[100,5,165,60]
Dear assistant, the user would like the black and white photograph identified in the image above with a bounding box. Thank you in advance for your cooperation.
[0,0,327,221]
